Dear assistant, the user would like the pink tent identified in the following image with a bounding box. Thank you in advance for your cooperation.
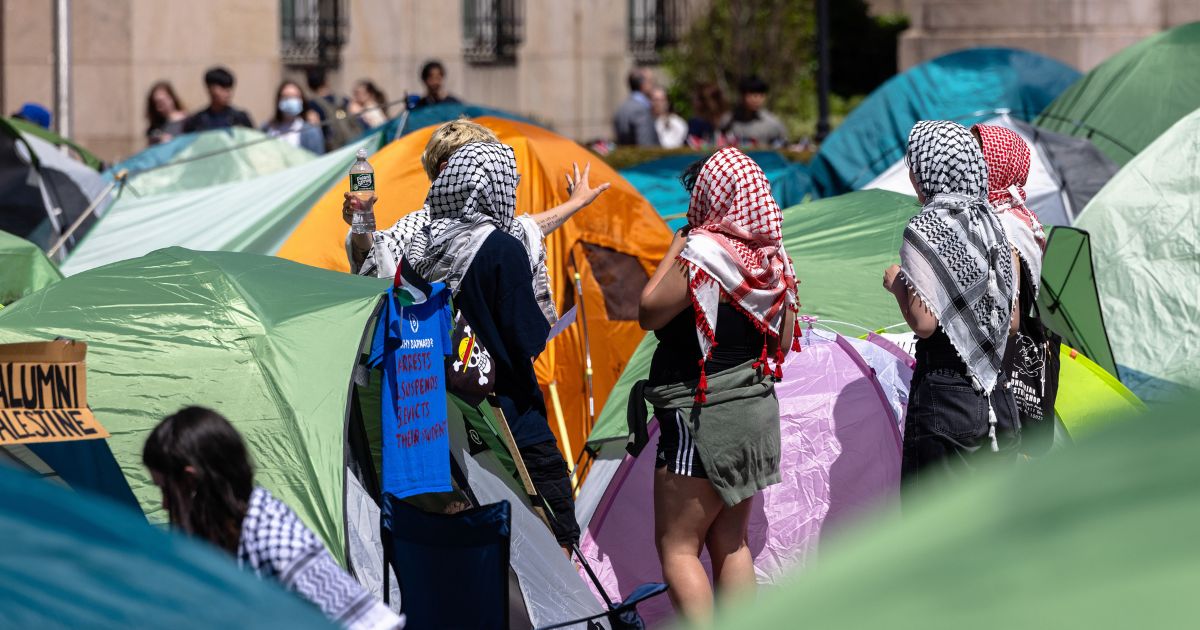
[577,330,911,626]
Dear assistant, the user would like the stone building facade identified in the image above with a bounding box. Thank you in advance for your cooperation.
[0,0,704,162]
[898,0,1200,71]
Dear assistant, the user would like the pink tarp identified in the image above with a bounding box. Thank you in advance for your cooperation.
[577,331,909,626]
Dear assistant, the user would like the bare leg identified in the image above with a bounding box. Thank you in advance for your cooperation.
[705,495,756,604]
[654,467,725,625]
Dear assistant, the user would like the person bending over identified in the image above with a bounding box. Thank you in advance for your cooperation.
[142,407,403,630]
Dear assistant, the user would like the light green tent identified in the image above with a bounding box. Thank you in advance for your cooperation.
[105,127,317,197]
[1070,107,1200,402]
[1037,22,1200,165]
[0,248,388,561]
[704,397,1197,630]
[0,229,61,305]
[0,247,610,627]
[0,466,329,628]
[63,135,378,275]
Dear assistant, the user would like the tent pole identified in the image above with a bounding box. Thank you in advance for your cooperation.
[573,272,596,429]
[54,0,71,138]
[547,381,578,490]
[47,174,119,258]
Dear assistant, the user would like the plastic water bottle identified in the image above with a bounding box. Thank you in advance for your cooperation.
[349,148,376,234]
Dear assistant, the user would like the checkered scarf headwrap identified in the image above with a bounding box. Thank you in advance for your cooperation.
[973,123,1045,297]
[900,120,1016,395]
[410,142,522,295]
[678,148,798,387]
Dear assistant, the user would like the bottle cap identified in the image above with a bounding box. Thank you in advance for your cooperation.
[356,148,368,159]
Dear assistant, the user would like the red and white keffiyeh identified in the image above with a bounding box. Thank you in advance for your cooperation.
[678,148,799,398]
[973,123,1046,296]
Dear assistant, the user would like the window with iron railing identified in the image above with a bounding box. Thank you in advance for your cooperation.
[462,0,524,64]
[280,0,348,68]
[629,0,689,64]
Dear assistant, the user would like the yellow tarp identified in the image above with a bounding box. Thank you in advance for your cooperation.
[278,117,672,462]
[1056,345,1144,437]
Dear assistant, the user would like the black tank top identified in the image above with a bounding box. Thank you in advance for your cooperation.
[647,303,764,386]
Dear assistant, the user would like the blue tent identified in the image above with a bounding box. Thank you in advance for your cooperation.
[375,102,536,144]
[808,47,1080,198]
[619,151,812,230]
[0,465,329,628]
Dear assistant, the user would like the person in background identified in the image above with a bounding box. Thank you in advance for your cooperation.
[182,67,254,133]
[344,119,609,325]
[142,407,404,630]
[11,102,52,130]
[613,67,659,146]
[638,148,798,623]
[652,87,688,149]
[687,83,730,145]
[883,120,1021,495]
[724,76,787,147]
[348,79,389,129]
[415,60,460,108]
[262,80,324,154]
[304,67,361,152]
[972,123,1056,456]
[145,82,188,145]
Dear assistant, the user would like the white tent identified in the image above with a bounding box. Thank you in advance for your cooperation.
[864,113,1117,226]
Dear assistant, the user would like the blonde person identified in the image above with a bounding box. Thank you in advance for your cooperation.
[343,119,610,324]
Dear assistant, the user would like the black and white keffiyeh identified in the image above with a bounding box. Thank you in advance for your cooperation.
[900,120,1016,395]
[238,487,403,630]
[407,142,541,306]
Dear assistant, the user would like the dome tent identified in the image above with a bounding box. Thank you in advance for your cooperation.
[1070,107,1200,402]
[1037,22,1200,165]
[808,47,1079,197]
[279,116,673,468]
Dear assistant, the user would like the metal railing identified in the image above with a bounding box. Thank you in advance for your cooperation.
[463,0,524,64]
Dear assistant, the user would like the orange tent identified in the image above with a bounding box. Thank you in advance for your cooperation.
[278,117,672,466]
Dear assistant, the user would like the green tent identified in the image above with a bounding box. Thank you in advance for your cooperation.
[1070,107,1200,402]
[5,116,103,170]
[1037,226,1117,376]
[62,135,378,275]
[0,247,612,627]
[0,466,329,628]
[705,398,1195,630]
[0,230,61,305]
[0,248,388,562]
[105,127,317,196]
[1037,22,1200,165]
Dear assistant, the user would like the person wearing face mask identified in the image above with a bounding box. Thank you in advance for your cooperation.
[262,80,325,155]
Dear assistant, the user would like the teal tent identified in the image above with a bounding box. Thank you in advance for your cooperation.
[1037,22,1200,165]
[0,465,330,629]
[1070,107,1200,402]
[705,396,1193,630]
[808,47,1080,197]
[619,152,812,229]
[0,230,61,305]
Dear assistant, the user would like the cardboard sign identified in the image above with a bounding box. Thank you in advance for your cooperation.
[0,341,109,446]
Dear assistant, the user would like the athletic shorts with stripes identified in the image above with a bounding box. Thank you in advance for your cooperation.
[654,409,708,479]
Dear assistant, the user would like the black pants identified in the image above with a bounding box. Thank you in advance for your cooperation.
[519,439,580,547]
[901,368,1021,501]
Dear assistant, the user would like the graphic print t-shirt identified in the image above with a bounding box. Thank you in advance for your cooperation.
[368,284,454,499]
